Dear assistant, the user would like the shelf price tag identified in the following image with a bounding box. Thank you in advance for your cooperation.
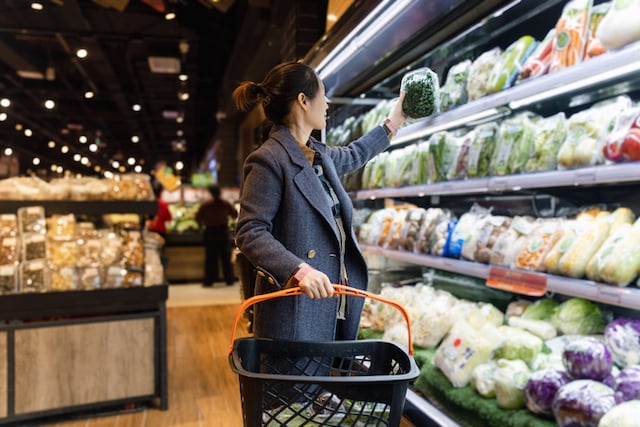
[486,266,547,296]
[595,285,622,306]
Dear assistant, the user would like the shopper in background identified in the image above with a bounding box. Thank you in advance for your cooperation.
[196,185,238,287]
[147,182,172,239]
[233,62,406,344]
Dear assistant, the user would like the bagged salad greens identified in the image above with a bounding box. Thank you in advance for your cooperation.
[466,122,499,178]
[523,112,568,172]
[440,59,471,111]
[490,113,538,176]
[447,130,475,180]
[427,131,460,183]
[408,139,430,186]
[401,67,440,119]
[486,35,537,94]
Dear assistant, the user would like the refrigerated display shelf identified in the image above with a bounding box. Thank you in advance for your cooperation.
[362,244,640,310]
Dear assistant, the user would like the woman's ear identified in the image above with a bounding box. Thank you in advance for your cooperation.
[297,92,307,110]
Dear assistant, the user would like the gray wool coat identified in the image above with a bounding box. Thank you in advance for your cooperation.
[234,123,390,342]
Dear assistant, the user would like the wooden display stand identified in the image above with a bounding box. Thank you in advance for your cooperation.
[0,285,168,425]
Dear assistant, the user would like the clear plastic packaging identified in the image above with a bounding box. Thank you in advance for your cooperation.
[0,264,17,294]
[21,232,47,261]
[0,214,17,237]
[400,67,440,119]
[47,239,78,267]
[77,266,102,290]
[20,259,48,293]
[17,206,45,234]
[49,266,77,291]
[47,214,76,240]
[0,237,19,265]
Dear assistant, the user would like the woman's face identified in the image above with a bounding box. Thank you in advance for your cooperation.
[307,79,329,130]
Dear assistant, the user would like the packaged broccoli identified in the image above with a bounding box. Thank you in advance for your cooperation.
[439,59,471,111]
[466,122,498,178]
[400,67,440,119]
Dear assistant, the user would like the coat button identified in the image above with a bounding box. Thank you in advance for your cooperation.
[307,249,316,259]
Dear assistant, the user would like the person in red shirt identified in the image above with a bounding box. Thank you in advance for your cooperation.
[196,185,238,287]
[148,183,172,237]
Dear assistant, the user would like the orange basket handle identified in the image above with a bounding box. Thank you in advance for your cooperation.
[228,284,414,356]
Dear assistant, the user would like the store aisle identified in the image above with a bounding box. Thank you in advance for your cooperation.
[45,284,249,427]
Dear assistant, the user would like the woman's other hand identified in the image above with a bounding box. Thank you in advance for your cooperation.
[298,269,335,299]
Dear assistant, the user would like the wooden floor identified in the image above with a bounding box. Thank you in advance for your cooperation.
[44,303,251,427]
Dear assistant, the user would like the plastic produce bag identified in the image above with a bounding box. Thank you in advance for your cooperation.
[400,67,440,119]
[490,113,538,176]
[493,359,531,409]
[471,361,498,398]
[596,0,640,50]
[490,215,537,267]
[598,217,640,286]
[548,0,593,73]
[523,112,568,172]
[491,326,543,367]
[448,204,492,259]
[486,35,537,93]
[426,131,460,183]
[439,59,471,111]
[514,218,563,272]
[466,47,502,101]
[447,130,474,180]
[408,139,430,185]
[466,122,499,178]
[415,208,450,254]
[519,29,555,81]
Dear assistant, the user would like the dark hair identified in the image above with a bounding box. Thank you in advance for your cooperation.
[232,62,320,124]
[208,184,221,198]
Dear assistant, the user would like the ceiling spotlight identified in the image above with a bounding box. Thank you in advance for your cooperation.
[132,104,141,112]
[0,113,6,121]
[134,165,142,173]
[176,130,183,137]
[127,157,136,165]
[48,140,56,148]
[3,147,12,156]
[14,123,22,131]
[44,99,55,109]
[81,156,89,165]
[56,166,63,174]
[131,135,139,143]
[175,161,184,171]
[84,91,94,99]
[31,2,44,10]
[165,12,176,20]
[94,165,101,173]
[24,129,33,137]
[179,74,188,82]
[89,143,98,152]
[119,165,126,173]
[61,145,69,153]
[73,154,81,162]
[33,157,41,165]
[79,135,87,143]
[178,91,190,101]
[76,48,88,59]
[112,160,120,168]
[0,98,10,108]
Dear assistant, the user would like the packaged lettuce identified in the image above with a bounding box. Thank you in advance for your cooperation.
[524,112,568,172]
[447,130,474,180]
[490,113,538,176]
[427,131,459,183]
[400,67,440,119]
[466,122,498,178]
[408,139,430,185]
[486,35,537,94]
[440,59,471,111]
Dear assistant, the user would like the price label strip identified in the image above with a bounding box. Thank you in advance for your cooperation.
[486,266,547,296]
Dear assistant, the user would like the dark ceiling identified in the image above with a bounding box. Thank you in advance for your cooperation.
[0,0,286,179]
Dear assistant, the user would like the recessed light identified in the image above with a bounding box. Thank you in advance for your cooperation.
[48,140,56,148]
[131,135,140,143]
[132,104,141,112]
[24,129,33,137]
[0,113,6,121]
[179,74,188,82]
[4,147,13,156]
[76,48,88,59]
[84,91,94,99]
[31,2,44,11]
[44,99,55,109]
[165,12,176,20]
[0,98,10,108]
[33,157,41,165]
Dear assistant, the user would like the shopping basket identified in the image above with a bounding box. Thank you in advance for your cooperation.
[228,284,419,427]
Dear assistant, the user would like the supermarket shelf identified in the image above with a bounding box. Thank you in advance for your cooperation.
[404,389,461,427]
[361,245,640,310]
[353,162,640,200]
[0,199,157,216]
[391,41,640,145]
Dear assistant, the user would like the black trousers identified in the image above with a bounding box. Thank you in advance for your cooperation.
[203,226,234,285]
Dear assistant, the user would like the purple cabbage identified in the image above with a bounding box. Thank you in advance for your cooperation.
[552,380,616,427]
[562,337,612,381]
[604,317,640,368]
[614,365,640,403]
[523,369,571,417]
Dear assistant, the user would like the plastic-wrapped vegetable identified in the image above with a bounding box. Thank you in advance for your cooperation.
[524,369,571,417]
[471,361,498,398]
[400,67,440,119]
[548,0,592,73]
[493,358,531,409]
[507,316,557,340]
[515,218,563,272]
[519,29,555,81]
[598,217,640,286]
[551,298,607,335]
[447,130,474,180]
[522,298,559,321]
[552,380,616,427]
[486,35,537,93]
[466,48,502,101]
[447,205,492,259]
[562,337,613,381]
[598,400,640,427]
[524,112,568,172]
[426,131,460,183]
[466,122,498,178]
[492,326,543,367]
[596,0,640,50]
[605,317,640,368]
[408,139,430,185]
[490,113,538,176]
[490,215,537,267]
[614,366,640,403]
[439,59,471,111]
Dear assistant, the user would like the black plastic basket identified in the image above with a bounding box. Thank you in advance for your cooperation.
[228,285,419,427]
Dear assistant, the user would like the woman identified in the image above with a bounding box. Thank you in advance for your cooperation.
[233,62,406,343]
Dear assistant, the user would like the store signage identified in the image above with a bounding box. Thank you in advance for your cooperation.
[486,266,547,296]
